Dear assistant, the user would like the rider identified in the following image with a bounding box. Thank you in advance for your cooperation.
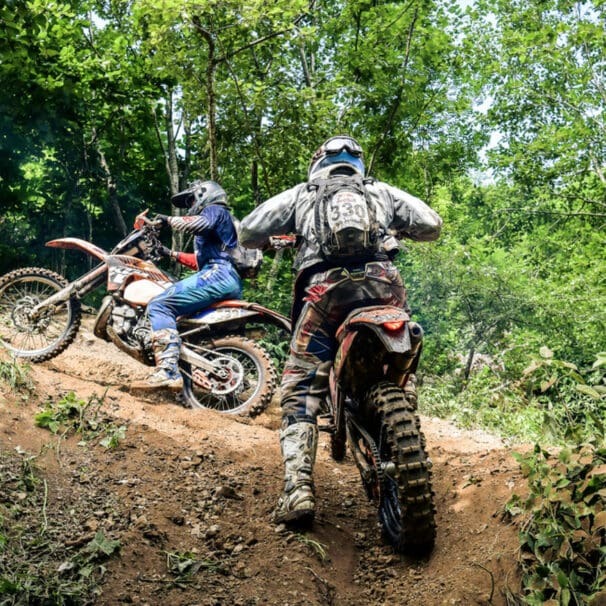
[132,180,242,391]
[239,135,442,525]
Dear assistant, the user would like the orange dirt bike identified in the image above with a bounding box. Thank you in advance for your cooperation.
[0,211,290,417]
[321,302,437,555]
[273,234,437,553]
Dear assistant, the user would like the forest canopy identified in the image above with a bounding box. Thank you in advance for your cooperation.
[1,0,605,443]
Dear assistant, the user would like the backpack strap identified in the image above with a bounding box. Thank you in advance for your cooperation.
[310,177,330,246]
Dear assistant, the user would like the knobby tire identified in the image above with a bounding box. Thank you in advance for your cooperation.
[365,381,436,555]
[0,267,81,362]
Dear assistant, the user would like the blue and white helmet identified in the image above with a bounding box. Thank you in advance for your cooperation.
[308,135,365,180]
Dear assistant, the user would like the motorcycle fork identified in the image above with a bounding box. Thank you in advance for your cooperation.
[30,264,107,318]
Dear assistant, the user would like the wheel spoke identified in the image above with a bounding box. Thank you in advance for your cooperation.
[180,336,276,417]
[0,269,81,361]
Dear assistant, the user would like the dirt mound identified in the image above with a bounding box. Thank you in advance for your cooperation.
[0,325,526,605]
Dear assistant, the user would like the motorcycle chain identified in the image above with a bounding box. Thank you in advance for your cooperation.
[346,413,385,495]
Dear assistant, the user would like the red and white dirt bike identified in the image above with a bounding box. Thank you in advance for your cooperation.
[322,300,437,554]
[0,211,290,417]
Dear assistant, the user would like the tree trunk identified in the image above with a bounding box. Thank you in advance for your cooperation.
[266,248,284,292]
[164,92,180,198]
[95,142,128,237]
[192,17,218,181]
[463,345,476,388]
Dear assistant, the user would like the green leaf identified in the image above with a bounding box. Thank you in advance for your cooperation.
[85,530,121,558]
[575,385,604,400]
[0,578,20,594]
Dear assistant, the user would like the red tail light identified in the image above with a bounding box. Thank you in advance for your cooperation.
[383,320,405,331]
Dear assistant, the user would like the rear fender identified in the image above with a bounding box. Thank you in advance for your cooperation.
[336,306,413,354]
[333,306,422,380]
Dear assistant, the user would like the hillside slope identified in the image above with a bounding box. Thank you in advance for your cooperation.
[0,324,526,605]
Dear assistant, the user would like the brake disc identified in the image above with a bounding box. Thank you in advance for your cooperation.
[192,354,244,396]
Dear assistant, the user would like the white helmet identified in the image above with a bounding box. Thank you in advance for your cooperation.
[308,135,365,180]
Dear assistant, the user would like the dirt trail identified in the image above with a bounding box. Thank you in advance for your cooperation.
[0,323,526,605]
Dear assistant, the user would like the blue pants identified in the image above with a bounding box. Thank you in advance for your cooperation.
[147,261,242,332]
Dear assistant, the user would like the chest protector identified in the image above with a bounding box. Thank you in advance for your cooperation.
[311,174,381,263]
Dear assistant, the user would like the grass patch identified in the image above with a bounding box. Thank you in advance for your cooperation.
[0,357,33,394]
[0,448,120,605]
[295,534,329,563]
[34,391,127,450]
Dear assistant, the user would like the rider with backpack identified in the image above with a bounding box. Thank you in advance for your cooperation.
[239,135,443,525]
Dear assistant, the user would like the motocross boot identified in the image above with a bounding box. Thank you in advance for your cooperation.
[273,422,318,526]
[132,328,184,391]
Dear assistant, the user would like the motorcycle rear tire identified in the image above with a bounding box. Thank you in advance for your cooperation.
[181,335,277,417]
[0,267,81,362]
[365,381,436,555]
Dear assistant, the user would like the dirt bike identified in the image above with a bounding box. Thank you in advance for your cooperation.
[0,211,290,417]
[321,304,437,555]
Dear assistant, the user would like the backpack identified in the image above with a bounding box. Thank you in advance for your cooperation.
[311,174,381,263]
[228,244,263,279]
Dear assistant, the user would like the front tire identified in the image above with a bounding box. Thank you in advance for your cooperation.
[0,268,81,362]
[364,381,436,555]
[181,335,277,417]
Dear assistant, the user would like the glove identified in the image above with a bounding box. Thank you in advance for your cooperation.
[154,213,170,227]
[158,245,173,258]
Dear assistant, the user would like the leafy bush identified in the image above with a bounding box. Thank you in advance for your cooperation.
[506,442,606,605]
[420,350,605,445]
[34,391,127,448]
[517,349,606,445]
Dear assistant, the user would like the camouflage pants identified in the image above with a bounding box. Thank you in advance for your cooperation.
[281,261,407,426]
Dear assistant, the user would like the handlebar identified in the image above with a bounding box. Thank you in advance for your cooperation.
[269,235,297,250]
[129,209,167,261]
[134,209,165,230]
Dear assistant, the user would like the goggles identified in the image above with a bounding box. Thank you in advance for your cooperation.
[322,136,363,157]
[313,152,365,176]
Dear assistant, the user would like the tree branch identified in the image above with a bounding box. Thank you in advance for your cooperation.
[492,208,606,217]
[367,8,418,175]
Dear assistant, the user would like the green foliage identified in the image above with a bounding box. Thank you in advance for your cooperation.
[35,391,89,435]
[164,550,224,582]
[0,449,120,604]
[518,349,606,444]
[98,425,127,449]
[506,442,606,605]
[241,250,295,318]
[0,358,33,394]
[466,0,606,204]
[34,391,127,449]
[420,350,605,446]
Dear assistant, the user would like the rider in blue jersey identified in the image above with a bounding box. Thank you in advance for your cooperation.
[133,181,242,391]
